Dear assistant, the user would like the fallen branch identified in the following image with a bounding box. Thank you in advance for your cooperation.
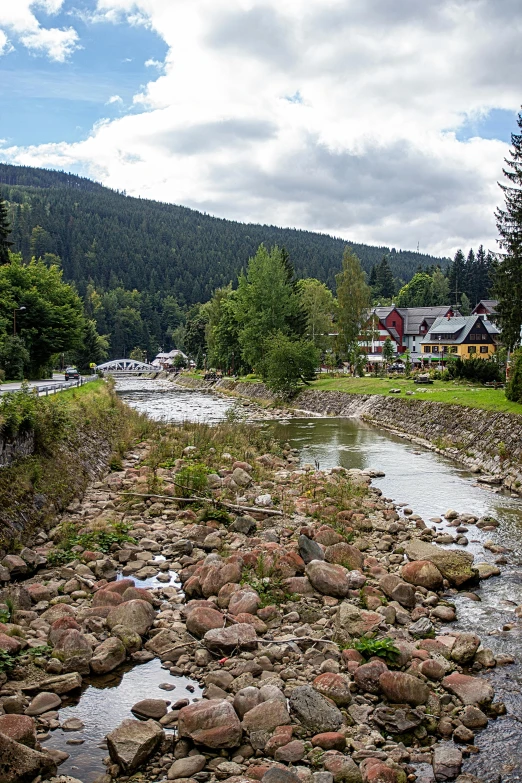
[119,491,283,516]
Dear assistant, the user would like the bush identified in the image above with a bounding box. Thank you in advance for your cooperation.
[506,349,522,403]
[260,332,320,398]
[447,357,502,383]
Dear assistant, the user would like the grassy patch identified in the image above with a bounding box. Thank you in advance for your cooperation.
[352,636,400,664]
[47,519,136,566]
[308,376,522,414]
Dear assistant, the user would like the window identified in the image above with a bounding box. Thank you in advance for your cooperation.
[480,346,489,354]
[449,346,458,354]
[432,346,439,353]
[468,345,476,353]
[424,346,431,353]
[469,334,475,341]
[482,334,488,340]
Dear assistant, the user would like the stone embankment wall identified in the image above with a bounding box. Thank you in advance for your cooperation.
[0,430,35,467]
[174,375,522,492]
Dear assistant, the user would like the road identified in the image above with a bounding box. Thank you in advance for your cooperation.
[0,375,96,395]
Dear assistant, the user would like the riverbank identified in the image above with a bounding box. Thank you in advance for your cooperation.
[172,376,522,495]
[0,380,153,551]
[0,416,509,783]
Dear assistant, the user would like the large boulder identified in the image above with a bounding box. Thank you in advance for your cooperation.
[228,589,260,616]
[25,692,61,716]
[289,685,343,733]
[378,671,430,707]
[185,606,224,637]
[0,732,57,783]
[203,624,258,654]
[200,561,242,598]
[325,542,364,571]
[90,637,126,675]
[0,715,36,748]
[432,745,463,782]
[21,672,82,695]
[441,673,494,706]
[107,600,155,636]
[106,719,164,773]
[403,540,477,586]
[178,699,242,748]
[401,560,444,591]
[305,560,351,598]
[51,629,92,674]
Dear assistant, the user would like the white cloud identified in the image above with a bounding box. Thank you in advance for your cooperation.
[0,29,11,55]
[106,94,123,104]
[2,0,521,255]
[0,0,80,61]
[144,58,162,68]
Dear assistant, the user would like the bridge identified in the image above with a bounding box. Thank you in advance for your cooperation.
[96,359,156,375]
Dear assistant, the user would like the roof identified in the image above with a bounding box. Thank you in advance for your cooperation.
[401,306,458,334]
[421,315,500,345]
[472,299,498,313]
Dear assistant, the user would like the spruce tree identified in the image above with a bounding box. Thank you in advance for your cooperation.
[448,249,465,308]
[0,198,12,264]
[376,255,395,299]
[494,109,522,349]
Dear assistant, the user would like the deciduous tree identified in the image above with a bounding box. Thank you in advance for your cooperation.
[336,246,371,366]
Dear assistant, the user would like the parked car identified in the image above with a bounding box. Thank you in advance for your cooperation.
[65,367,80,380]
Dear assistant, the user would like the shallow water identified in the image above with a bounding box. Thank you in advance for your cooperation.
[112,381,522,780]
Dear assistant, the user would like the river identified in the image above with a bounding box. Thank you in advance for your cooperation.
[117,380,522,781]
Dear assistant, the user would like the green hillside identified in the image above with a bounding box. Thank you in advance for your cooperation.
[0,163,447,305]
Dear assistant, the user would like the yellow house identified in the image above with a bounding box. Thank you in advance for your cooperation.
[420,315,499,361]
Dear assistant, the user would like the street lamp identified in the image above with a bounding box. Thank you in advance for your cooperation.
[13,306,27,336]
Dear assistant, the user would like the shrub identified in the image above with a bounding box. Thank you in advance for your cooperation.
[506,349,522,403]
[447,357,502,383]
[353,636,400,663]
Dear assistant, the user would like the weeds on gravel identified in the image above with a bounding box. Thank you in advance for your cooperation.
[47,518,135,566]
[241,552,298,607]
[353,636,400,664]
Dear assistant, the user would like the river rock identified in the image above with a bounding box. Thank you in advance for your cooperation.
[460,706,488,729]
[378,671,430,706]
[353,659,389,694]
[372,704,424,734]
[51,629,92,674]
[403,540,477,586]
[262,768,301,783]
[167,755,207,780]
[230,516,257,536]
[107,599,156,636]
[325,542,364,571]
[450,633,480,665]
[432,745,463,781]
[107,718,164,773]
[131,699,169,720]
[200,561,242,598]
[1,555,28,577]
[22,672,82,695]
[186,606,225,637]
[335,602,382,640]
[0,715,36,747]
[323,754,362,783]
[242,699,291,733]
[90,637,126,674]
[0,634,23,654]
[441,673,494,706]
[289,685,343,733]
[231,467,252,487]
[229,589,261,616]
[402,559,444,591]
[178,699,242,748]
[298,535,325,564]
[25,692,62,716]
[203,623,258,653]
[0,731,57,783]
[312,672,352,706]
[306,560,351,597]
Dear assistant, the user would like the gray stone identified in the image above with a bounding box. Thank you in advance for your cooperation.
[90,637,126,674]
[403,540,477,586]
[25,692,62,716]
[262,768,300,783]
[298,535,324,564]
[433,745,462,782]
[203,624,258,653]
[289,685,343,733]
[0,732,57,783]
[106,718,164,773]
[167,755,206,780]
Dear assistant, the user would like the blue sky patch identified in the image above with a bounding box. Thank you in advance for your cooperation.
[0,1,167,146]
[455,108,518,143]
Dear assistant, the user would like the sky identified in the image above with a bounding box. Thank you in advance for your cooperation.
[0,1,520,258]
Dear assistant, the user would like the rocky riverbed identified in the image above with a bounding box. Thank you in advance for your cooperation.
[0,424,514,783]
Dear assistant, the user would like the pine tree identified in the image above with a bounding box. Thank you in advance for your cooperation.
[494,109,522,349]
[0,198,12,264]
[448,249,465,307]
[464,248,476,305]
[376,256,395,298]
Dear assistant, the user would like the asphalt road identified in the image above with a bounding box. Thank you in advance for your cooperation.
[0,375,93,394]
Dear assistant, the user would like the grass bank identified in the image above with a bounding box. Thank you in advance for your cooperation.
[0,380,154,549]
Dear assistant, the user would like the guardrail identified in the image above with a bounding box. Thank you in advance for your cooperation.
[0,375,99,397]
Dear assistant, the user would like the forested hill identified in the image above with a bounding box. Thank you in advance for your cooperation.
[0,163,447,305]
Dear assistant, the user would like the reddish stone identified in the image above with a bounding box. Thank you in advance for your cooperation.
[441,672,494,706]
[311,732,346,751]
[234,613,268,633]
[419,659,446,681]
[92,589,124,608]
[178,699,242,748]
[26,583,52,603]
[341,648,364,665]
[0,633,23,654]
[312,673,352,707]
[361,758,402,783]
[258,605,279,621]
[0,714,36,747]
[354,659,389,694]
[265,726,293,756]
[378,671,430,707]
[104,578,136,595]
[185,606,224,637]
[247,766,271,780]
[122,587,155,604]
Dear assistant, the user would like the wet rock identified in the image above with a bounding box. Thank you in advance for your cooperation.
[90,637,126,674]
[460,706,488,729]
[441,673,494,706]
[403,540,477,587]
[107,599,155,636]
[167,755,207,780]
[372,704,424,734]
[242,699,291,733]
[178,699,242,748]
[289,685,343,733]
[21,672,82,695]
[312,672,352,706]
[0,715,36,747]
[298,535,325,564]
[432,745,462,781]
[131,699,169,720]
[378,671,430,706]
[25,692,62,716]
[61,718,84,732]
[106,718,164,773]
[450,633,480,665]
[401,560,444,590]
[204,623,258,653]
[0,731,57,783]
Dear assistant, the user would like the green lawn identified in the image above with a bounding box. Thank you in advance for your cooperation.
[310,375,522,414]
